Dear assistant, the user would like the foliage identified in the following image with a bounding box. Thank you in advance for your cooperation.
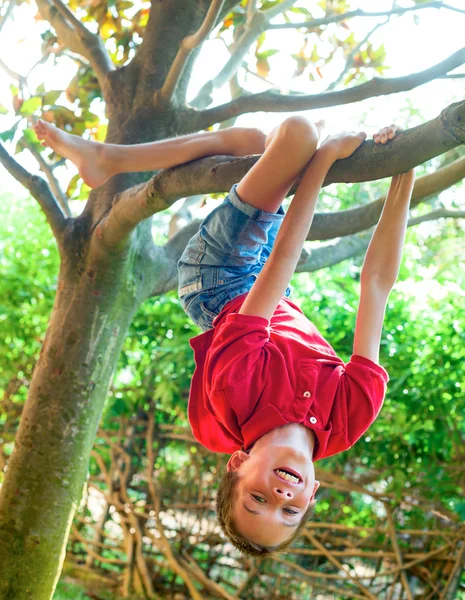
[0,193,59,464]
[2,178,465,596]
[53,581,91,600]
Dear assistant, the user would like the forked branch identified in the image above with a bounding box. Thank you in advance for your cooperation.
[154,0,226,107]
[191,0,298,109]
[35,0,114,89]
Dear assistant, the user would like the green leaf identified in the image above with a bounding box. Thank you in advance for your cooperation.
[19,97,42,116]
[0,105,9,115]
[256,49,280,59]
[43,90,62,106]
[0,128,15,142]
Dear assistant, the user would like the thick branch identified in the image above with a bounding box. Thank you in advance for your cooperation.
[150,219,202,296]
[268,1,465,31]
[0,142,67,239]
[296,233,372,274]
[309,152,465,241]
[195,45,465,127]
[155,0,225,107]
[35,0,114,89]
[98,100,465,249]
[150,202,465,296]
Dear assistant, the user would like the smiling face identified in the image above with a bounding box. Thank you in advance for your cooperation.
[227,425,320,546]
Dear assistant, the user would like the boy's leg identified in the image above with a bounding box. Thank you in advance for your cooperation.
[33,120,266,189]
[178,116,324,330]
[236,116,325,214]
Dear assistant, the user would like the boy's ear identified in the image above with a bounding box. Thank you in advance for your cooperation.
[310,480,320,500]
[227,450,250,472]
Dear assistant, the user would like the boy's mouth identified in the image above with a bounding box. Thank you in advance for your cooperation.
[274,468,302,484]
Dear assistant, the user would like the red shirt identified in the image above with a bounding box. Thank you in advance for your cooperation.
[188,294,388,461]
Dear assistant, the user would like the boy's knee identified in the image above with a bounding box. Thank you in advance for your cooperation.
[274,116,319,154]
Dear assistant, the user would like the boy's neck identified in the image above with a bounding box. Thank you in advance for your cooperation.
[254,422,316,461]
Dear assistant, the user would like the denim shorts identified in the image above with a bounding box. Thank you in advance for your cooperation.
[177,184,291,331]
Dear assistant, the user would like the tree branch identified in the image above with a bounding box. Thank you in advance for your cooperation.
[150,218,202,297]
[326,20,387,92]
[194,45,465,127]
[153,202,465,297]
[0,0,17,35]
[308,152,465,241]
[22,140,72,218]
[407,207,465,227]
[96,100,465,249]
[0,142,67,239]
[191,0,298,109]
[247,0,257,24]
[297,208,465,274]
[0,57,22,82]
[296,232,372,273]
[35,0,114,89]
[154,0,226,107]
[267,1,465,31]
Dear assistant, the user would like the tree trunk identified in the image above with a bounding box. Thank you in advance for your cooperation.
[0,251,140,598]
[0,1,214,595]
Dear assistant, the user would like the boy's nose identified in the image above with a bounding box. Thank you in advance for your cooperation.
[273,487,294,500]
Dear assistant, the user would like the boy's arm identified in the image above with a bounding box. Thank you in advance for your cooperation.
[353,170,415,363]
[239,132,366,320]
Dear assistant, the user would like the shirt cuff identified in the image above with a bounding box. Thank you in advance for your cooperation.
[350,354,389,382]
[225,313,270,328]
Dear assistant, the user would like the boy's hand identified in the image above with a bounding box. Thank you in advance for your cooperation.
[318,130,367,161]
[373,124,399,144]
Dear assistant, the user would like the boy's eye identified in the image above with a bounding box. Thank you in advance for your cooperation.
[252,494,265,503]
[283,508,299,515]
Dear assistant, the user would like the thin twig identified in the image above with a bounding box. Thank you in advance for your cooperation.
[386,507,414,600]
[326,20,387,92]
[0,0,17,35]
[267,1,465,30]
[191,0,298,109]
[305,532,378,600]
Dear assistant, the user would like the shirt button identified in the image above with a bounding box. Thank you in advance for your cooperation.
[309,416,318,424]
[303,391,312,398]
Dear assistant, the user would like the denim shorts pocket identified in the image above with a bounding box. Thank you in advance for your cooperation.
[199,302,218,320]
[183,233,206,264]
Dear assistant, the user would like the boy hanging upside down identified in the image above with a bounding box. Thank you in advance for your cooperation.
[34,117,415,557]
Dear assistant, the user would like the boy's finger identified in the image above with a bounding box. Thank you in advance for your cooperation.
[388,124,398,139]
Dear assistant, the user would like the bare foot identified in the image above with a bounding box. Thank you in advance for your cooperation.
[33,119,114,188]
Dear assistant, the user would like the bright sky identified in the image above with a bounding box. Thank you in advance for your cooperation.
[0,0,464,193]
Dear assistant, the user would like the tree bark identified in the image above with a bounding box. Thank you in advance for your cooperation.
[0,247,141,598]
[0,2,213,598]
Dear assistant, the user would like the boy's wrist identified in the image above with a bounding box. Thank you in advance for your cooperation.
[311,147,338,171]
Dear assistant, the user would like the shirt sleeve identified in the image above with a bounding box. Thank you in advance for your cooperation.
[339,354,389,446]
[207,313,271,387]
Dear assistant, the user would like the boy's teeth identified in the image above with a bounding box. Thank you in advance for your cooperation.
[276,469,300,483]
